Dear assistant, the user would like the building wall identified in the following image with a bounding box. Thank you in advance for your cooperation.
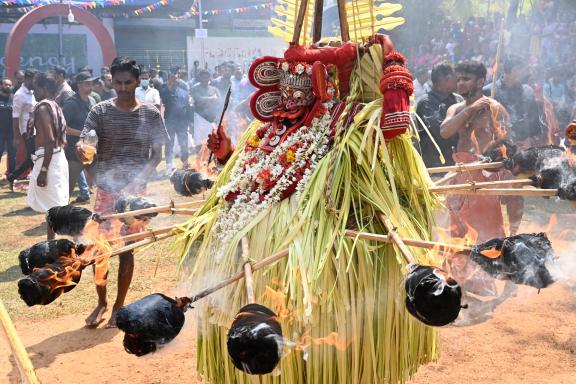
[114,18,193,71]
[187,36,286,72]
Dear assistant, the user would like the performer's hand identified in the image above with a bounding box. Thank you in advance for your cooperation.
[37,171,47,188]
[468,98,491,115]
[207,124,233,161]
[366,34,394,52]
[76,144,90,163]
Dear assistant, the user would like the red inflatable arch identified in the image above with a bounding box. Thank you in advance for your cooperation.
[5,4,116,81]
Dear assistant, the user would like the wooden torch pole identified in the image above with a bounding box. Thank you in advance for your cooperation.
[0,300,41,384]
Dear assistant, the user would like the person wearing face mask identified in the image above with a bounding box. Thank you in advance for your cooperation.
[0,78,15,178]
[135,70,161,111]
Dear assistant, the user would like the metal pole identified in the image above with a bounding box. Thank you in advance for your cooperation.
[198,0,205,69]
[58,1,64,65]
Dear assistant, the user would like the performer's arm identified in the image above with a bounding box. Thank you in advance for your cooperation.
[440,99,489,139]
[35,105,55,188]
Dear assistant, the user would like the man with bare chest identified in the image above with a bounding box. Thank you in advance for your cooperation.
[26,73,69,240]
[439,62,523,297]
[441,61,509,153]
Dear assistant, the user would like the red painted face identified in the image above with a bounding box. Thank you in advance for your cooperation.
[279,83,315,113]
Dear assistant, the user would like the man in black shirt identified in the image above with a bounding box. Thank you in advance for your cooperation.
[0,78,15,177]
[161,72,190,170]
[62,72,97,203]
[416,62,463,167]
[483,55,543,148]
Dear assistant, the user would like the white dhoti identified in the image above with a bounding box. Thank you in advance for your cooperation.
[27,148,69,213]
[193,112,213,146]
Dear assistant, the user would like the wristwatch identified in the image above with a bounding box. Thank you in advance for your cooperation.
[40,166,48,173]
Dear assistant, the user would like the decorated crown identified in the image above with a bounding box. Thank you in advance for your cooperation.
[248,43,359,122]
[278,61,313,91]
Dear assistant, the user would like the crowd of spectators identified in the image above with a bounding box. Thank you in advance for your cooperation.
[409,1,576,131]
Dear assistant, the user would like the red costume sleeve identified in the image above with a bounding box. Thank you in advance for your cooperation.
[371,35,413,140]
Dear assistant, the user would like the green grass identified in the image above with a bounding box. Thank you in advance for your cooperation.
[0,167,195,322]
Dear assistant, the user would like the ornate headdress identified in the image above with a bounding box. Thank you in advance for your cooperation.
[248,43,357,123]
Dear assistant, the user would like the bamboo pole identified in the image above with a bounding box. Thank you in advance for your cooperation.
[337,0,350,41]
[97,200,204,221]
[433,172,459,186]
[189,249,290,303]
[81,231,178,266]
[432,187,558,197]
[378,214,417,264]
[427,161,504,174]
[491,16,506,99]
[107,225,179,245]
[170,208,199,215]
[428,178,534,192]
[241,238,255,303]
[312,0,324,43]
[0,300,41,384]
[344,230,472,253]
[184,228,480,305]
[292,0,309,44]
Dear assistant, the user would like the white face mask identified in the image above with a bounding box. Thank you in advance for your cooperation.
[140,79,150,88]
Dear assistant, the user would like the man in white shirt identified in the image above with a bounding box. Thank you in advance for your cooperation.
[8,69,36,189]
[135,69,161,111]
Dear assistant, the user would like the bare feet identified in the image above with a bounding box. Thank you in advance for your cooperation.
[85,304,107,328]
[105,309,119,328]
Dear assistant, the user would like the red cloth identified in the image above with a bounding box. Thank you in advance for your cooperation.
[445,152,507,296]
[284,42,357,97]
[379,50,413,140]
[447,152,506,242]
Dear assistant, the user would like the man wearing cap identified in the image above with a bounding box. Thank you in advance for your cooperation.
[62,71,97,203]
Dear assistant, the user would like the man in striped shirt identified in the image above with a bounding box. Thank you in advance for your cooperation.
[77,57,169,328]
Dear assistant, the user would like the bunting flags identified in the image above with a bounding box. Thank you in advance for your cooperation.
[2,0,275,18]
[169,2,274,21]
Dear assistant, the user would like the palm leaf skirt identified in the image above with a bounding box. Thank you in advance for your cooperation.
[175,94,441,383]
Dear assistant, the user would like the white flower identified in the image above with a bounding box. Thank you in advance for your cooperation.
[306,65,313,75]
[295,63,305,74]
[282,62,290,72]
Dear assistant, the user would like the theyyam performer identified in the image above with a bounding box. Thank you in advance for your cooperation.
[177,1,440,383]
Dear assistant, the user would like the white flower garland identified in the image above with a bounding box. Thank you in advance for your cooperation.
[213,101,334,247]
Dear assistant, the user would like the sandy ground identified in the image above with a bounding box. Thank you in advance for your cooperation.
[1,182,575,383]
[2,282,575,384]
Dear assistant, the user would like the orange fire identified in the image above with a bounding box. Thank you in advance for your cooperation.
[263,286,292,320]
[543,98,559,146]
[36,249,83,295]
[295,332,350,352]
[500,144,508,159]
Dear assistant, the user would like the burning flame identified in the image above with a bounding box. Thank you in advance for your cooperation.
[296,332,350,352]
[37,252,83,294]
[263,286,291,320]
[500,144,508,160]
[543,98,559,146]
